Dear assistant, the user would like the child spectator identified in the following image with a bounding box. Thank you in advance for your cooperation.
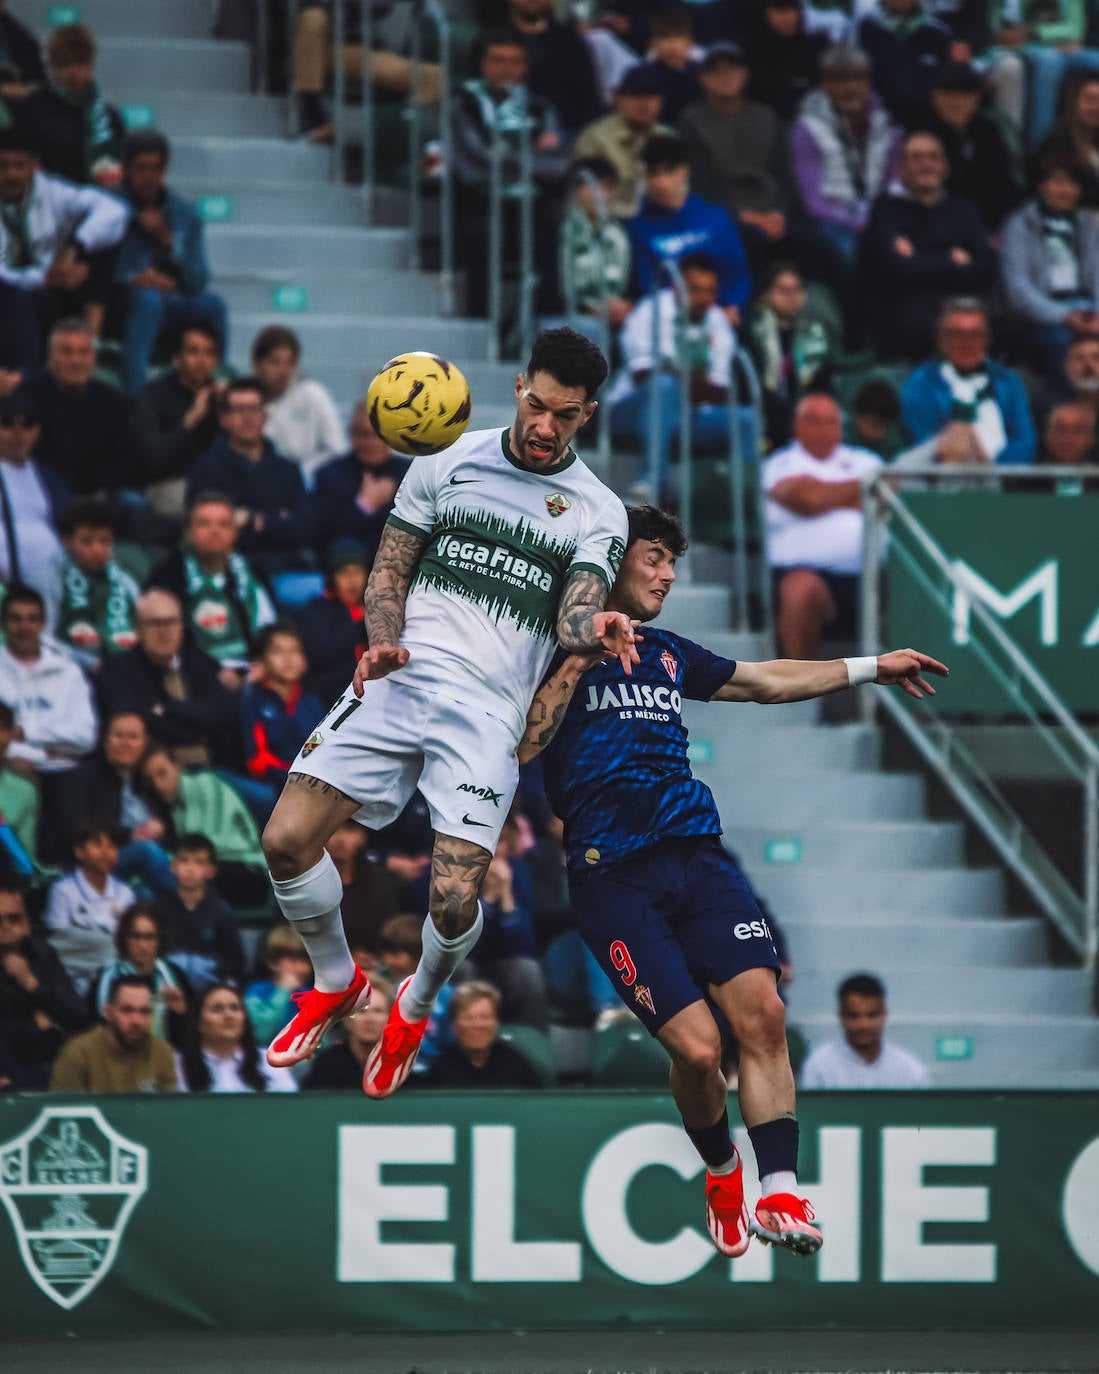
[148,492,276,671]
[50,974,177,1092]
[557,156,633,333]
[91,901,188,1045]
[375,913,454,1074]
[141,746,266,876]
[303,975,394,1089]
[846,377,906,460]
[42,822,135,994]
[0,701,38,866]
[240,621,324,790]
[633,7,702,123]
[157,833,245,986]
[56,498,140,669]
[245,922,313,1047]
[177,981,296,1092]
[300,542,369,704]
[21,24,123,189]
[252,325,345,482]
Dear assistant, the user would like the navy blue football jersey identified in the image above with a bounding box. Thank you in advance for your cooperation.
[540,626,736,873]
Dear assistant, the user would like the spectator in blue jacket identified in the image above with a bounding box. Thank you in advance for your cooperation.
[115,131,228,393]
[240,622,324,792]
[187,378,312,576]
[626,134,752,322]
[310,402,409,566]
[854,0,951,129]
[901,297,1036,466]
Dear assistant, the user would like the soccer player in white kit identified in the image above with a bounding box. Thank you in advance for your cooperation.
[261,329,635,1094]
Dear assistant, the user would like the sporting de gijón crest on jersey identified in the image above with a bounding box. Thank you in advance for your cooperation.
[386,427,627,739]
[540,626,736,872]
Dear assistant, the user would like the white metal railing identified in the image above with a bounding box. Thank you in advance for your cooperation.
[860,467,1099,968]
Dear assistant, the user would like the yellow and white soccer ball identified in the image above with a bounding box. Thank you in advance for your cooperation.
[366,351,472,456]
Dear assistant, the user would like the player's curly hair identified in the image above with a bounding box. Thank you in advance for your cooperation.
[525,328,608,401]
[626,505,688,558]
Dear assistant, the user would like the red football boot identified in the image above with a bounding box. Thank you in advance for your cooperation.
[752,1193,822,1257]
[704,1155,752,1258]
[363,975,430,1098]
[266,965,371,1068]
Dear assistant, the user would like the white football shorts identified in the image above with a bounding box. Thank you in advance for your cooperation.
[290,676,519,851]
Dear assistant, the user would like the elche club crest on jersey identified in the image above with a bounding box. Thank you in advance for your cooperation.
[301,729,323,757]
[660,651,678,682]
[0,1106,148,1309]
[545,492,570,518]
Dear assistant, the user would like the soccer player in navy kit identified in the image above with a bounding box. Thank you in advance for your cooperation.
[519,507,947,1260]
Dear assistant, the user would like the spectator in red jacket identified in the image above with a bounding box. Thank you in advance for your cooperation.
[240,621,324,791]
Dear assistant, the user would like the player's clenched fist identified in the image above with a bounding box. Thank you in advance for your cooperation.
[875,648,949,699]
[352,644,410,695]
[594,611,641,675]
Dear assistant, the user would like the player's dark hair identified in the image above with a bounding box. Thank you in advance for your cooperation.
[0,583,45,622]
[107,973,153,1005]
[626,505,688,558]
[174,832,216,864]
[253,619,303,659]
[838,972,886,1003]
[59,496,115,538]
[180,982,266,1092]
[678,251,720,279]
[525,328,608,402]
[115,900,164,958]
[851,378,901,423]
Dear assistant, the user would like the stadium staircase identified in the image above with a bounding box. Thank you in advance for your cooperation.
[48,0,1099,1089]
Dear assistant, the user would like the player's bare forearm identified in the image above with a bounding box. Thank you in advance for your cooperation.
[556,567,610,651]
[517,657,592,763]
[713,649,948,704]
[363,523,426,648]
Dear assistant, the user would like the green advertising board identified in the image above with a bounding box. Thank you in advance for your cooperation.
[888,493,1099,713]
[1,1091,1098,1335]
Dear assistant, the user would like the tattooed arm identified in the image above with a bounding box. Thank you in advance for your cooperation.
[517,652,601,764]
[556,567,640,674]
[353,522,428,694]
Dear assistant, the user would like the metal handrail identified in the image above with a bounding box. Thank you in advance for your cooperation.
[735,349,773,641]
[359,0,375,219]
[643,259,691,530]
[572,167,613,478]
[486,87,535,360]
[860,470,1099,967]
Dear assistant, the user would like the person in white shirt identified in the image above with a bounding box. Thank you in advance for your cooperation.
[252,325,345,483]
[609,251,737,502]
[175,982,297,1092]
[799,971,931,1089]
[0,390,65,621]
[0,582,97,779]
[763,392,882,658]
[43,822,135,995]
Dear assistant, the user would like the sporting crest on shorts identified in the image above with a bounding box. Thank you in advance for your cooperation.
[660,651,678,682]
[545,492,570,518]
[0,1107,148,1310]
[301,730,323,758]
[633,984,655,1015]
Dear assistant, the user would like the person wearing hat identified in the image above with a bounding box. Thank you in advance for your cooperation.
[679,43,798,277]
[927,61,1022,231]
[299,541,369,706]
[310,400,410,567]
[791,45,901,267]
[0,122,127,370]
[743,0,830,122]
[574,64,675,218]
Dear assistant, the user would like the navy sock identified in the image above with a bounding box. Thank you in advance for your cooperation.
[683,1106,737,1171]
[748,1116,799,1180]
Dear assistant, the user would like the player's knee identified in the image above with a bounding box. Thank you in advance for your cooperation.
[428,884,479,940]
[261,816,305,881]
[672,1032,723,1081]
[737,989,788,1056]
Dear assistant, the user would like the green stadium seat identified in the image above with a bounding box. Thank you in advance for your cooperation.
[498,1024,555,1085]
[591,1021,668,1087]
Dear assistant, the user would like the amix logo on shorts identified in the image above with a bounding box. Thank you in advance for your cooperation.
[734,918,774,942]
[456,782,503,807]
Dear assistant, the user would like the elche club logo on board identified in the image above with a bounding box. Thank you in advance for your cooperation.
[0,1106,148,1309]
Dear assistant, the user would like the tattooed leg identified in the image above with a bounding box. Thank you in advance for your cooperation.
[261,771,360,881]
[428,832,493,939]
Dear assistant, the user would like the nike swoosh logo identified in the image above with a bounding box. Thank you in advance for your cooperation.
[462,814,492,827]
[450,474,476,485]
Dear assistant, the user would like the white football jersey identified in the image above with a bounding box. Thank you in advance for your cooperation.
[386,427,627,738]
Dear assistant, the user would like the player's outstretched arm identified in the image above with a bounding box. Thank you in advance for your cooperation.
[557,568,640,675]
[353,523,428,694]
[517,651,603,764]
[712,648,948,705]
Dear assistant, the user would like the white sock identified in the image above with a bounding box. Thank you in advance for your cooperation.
[270,851,356,993]
[399,906,484,1021]
[760,1170,798,1198]
[709,1146,741,1177]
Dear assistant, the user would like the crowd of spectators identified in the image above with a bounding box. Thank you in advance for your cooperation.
[4,0,1093,1093]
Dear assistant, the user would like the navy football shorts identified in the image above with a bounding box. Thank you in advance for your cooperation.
[568,835,781,1035]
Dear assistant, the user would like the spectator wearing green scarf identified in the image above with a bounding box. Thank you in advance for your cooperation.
[21,24,124,190]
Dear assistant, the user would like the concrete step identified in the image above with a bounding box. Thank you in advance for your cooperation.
[208,226,408,274]
[694,722,881,773]
[97,39,251,93]
[682,696,821,733]
[781,915,1048,968]
[656,584,730,639]
[305,358,519,408]
[730,819,964,870]
[712,772,925,826]
[749,865,1004,916]
[791,966,1094,1018]
[116,94,287,139]
[224,312,492,365]
[171,138,333,184]
[174,181,367,228]
[794,1016,1099,1083]
[20,0,211,38]
[216,270,442,318]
